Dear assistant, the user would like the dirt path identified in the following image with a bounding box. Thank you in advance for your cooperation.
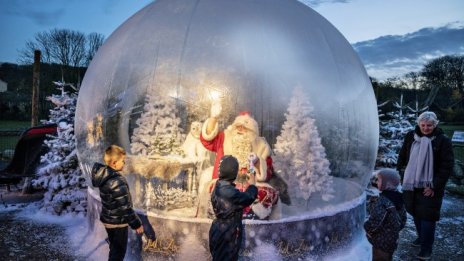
[0,209,85,261]
[394,192,464,261]
[0,190,462,260]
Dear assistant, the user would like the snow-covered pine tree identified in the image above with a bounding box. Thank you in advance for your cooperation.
[32,81,87,216]
[376,94,416,167]
[274,87,333,203]
[131,93,184,156]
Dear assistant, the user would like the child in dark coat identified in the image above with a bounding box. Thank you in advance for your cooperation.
[91,145,144,261]
[365,168,407,261]
[209,155,258,261]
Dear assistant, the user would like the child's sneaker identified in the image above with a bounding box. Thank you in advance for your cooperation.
[411,238,421,247]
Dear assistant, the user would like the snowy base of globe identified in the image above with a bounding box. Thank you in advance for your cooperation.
[126,177,366,260]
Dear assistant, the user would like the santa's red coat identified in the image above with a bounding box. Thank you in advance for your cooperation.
[200,117,274,181]
[200,131,274,180]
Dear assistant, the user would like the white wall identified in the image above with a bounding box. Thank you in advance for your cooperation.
[0,79,7,92]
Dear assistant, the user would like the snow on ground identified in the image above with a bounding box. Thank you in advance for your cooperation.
[1,191,462,261]
[0,202,82,260]
[0,202,107,261]
[1,201,371,261]
[394,192,464,261]
[304,234,372,261]
[0,203,28,212]
[66,216,110,261]
[18,204,111,261]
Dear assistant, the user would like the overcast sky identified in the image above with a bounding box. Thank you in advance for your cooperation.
[0,0,463,80]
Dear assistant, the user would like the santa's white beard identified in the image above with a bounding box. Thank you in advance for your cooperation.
[231,131,256,168]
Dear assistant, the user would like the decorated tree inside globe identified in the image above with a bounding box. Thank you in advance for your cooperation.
[32,81,87,216]
[131,91,185,156]
[274,86,333,203]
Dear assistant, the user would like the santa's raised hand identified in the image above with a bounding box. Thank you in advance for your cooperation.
[210,100,222,118]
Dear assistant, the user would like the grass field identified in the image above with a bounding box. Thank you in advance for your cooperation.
[0,121,31,131]
[0,121,30,156]
[440,124,464,138]
[441,124,464,162]
[0,136,21,154]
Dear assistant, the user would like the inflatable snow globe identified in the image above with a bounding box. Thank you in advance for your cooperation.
[76,0,378,259]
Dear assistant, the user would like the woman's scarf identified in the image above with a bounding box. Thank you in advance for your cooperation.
[402,134,434,191]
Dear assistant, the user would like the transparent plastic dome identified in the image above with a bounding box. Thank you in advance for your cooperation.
[76,0,378,257]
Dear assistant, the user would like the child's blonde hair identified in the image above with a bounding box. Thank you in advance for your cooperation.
[104,145,126,165]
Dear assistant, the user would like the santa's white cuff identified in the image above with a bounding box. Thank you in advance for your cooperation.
[201,118,219,141]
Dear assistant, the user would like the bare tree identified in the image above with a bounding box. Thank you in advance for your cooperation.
[18,29,105,67]
[421,55,464,109]
[18,31,53,64]
[85,32,105,66]
[403,72,424,90]
[48,29,86,68]
[19,29,84,66]
[18,29,105,84]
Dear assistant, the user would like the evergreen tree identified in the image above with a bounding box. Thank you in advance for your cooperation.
[131,93,184,156]
[32,81,87,215]
[274,87,333,203]
[376,95,416,167]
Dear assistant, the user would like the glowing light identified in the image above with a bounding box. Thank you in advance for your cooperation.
[208,88,223,101]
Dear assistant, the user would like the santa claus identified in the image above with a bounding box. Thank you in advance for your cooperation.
[200,101,279,219]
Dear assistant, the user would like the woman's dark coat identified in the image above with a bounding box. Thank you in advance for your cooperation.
[209,180,258,261]
[91,163,142,229]
[397,126,454,221]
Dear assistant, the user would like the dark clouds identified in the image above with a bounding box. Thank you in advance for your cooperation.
[353,23,464,79]
[24,9,66,26]
[101,0,122,15]
[0,1,66,26]
[0,0,132,25]
[0,0,133,27]
[299,0,351,8]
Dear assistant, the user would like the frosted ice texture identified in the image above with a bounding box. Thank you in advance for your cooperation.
[75,0,378,210]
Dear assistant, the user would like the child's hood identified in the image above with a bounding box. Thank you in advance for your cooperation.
[91,162,115,188]
[381,190,404,210]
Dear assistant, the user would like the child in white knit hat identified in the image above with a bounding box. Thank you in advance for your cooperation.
[365,168,407,261]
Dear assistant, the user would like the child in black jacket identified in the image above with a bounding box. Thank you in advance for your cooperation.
[91,145,144,261]
[209,155,258,261]
[365,168,407,261]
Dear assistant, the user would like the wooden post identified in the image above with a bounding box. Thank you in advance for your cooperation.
[31,50,40,127]
[23,50,41,194]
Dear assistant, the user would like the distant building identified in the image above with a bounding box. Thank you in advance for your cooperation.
[0,79,7,92]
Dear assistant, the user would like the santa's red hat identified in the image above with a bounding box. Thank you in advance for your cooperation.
[231,112,259,134]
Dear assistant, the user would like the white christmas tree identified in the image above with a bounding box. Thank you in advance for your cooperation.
[274,87,333,203]
[32,81,87,216]
[131,93,184,156]
[376,95,416,167]
[145,181,154,209]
